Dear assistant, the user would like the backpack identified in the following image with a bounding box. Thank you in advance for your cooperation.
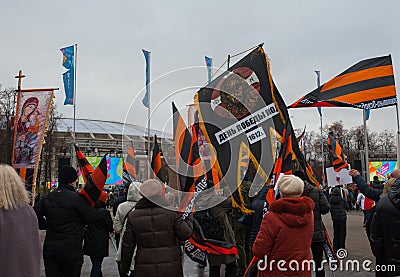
[194,210,225,241]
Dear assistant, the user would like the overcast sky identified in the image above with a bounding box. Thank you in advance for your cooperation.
[1,0,400,136]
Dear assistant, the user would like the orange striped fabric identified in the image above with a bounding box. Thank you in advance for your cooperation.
[124,145,137,180]
[78,154,108,207]
[172,102,193,190]
[289,55,396,110]
[151,134,163,181]
[328,132,349,172]
[74,144,94,183]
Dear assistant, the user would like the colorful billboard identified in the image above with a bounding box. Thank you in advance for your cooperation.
[369,161,398,181]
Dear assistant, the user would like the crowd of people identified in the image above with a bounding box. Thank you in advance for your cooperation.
[1,163,400,276]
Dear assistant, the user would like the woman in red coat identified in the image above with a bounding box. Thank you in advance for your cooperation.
[253,174,315,277]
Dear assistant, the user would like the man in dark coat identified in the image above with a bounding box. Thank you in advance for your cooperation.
[329,187,349,251]
[295,171,330,277]
[84,199,113,277]
[34,165,96,277]
[120,179,193,277]
[371,176,383,190]
[370,178,400,277]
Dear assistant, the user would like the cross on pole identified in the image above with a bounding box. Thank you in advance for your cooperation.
[15,70,25,92]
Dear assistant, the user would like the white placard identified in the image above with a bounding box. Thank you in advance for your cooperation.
[246,126,267,144]
[214,103,278,145]
[326,166,353,187]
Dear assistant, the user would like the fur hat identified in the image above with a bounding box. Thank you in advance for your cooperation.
[278,174,304,198]
[58,165,78,184]
[140,179,162,198]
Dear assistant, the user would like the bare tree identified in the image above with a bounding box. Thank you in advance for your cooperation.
[0,87,17,164]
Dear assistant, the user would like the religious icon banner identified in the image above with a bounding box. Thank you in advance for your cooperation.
[12,89,54,188]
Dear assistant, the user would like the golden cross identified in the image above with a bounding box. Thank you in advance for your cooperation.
[15,69,25,91]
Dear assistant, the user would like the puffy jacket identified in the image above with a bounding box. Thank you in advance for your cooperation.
[113,182,142,268]
[302,182,330,242]
[329,194,348,222]
[84,201,113,258]
[120,196,193,276]
[370,182,400,276]
[253,196,314,277]
[34,183,95,253]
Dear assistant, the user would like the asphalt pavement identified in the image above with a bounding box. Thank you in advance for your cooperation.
[38,210,377,276]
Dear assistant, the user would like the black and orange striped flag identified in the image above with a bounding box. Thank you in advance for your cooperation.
[78,154,108,207]
[151,134,163,181]
[289,55,397,110]
[183,124,206,193]
[172,102,192,190]
[74,144,94,183]
[123,145,136,182]
[328,131,349,172]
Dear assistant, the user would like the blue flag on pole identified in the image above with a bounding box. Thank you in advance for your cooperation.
[205,56,213,84]
[142,49,151,108]
[315,70,322,117]
[365,109,370,121]
[60,45,75,105]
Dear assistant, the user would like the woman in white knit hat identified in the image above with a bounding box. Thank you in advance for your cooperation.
[253,174,315,277]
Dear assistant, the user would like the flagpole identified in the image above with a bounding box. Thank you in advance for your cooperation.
[73,44,77,145]
[396,104,400,167]
[71,44,78,168]
[363,109,370,183]
[315,71,324,184]
[146,53,151,177]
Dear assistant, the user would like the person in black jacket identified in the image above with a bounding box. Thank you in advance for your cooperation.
[329,187,349,251]
[84,200,114,277]
[34,165,96,277]
[295,171,330,277]
[370,178,400,277]
[249,185,269,248]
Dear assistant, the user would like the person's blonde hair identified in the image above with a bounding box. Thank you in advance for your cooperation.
[0,164,30,209]
[381,178,396,198]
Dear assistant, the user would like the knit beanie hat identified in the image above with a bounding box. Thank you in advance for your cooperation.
[58,165,78,184]
[278,174,304,198]
[140,179,162,198]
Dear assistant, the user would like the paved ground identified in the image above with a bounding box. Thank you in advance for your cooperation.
[39,210,377,276]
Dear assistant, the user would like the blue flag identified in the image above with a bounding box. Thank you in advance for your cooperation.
[365,109,370,121]
[142,49,151,108]
[315,70,322,117]
[60,45,75,105]
[205,56,213,84]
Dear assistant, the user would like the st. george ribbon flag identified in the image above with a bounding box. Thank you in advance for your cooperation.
[196,44,319,191]
[289,55,397,110]
[327,131,349,172]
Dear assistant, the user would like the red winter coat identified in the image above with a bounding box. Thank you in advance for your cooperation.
[252,196,314,277]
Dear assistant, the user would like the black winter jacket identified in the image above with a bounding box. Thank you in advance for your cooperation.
[329,195,349,223]
[249,185,268,247]
[353,175,382,202]
[302,182,331,242]
[370,182,400,276]
[84,201,113,258]
[34,184,95,253]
